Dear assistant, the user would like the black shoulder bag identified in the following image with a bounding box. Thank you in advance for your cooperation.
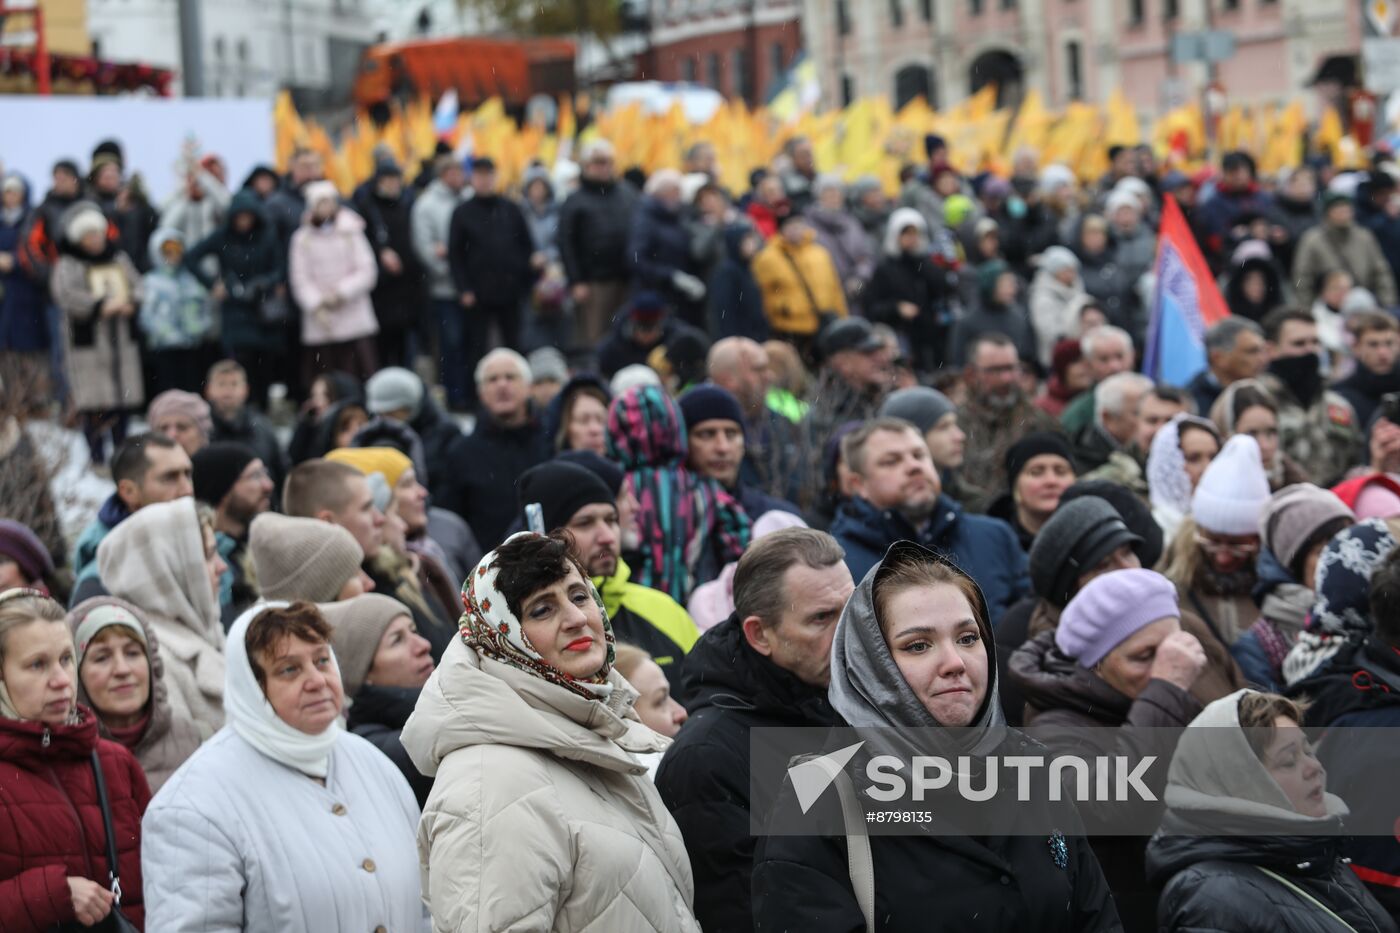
[89,750,140,933]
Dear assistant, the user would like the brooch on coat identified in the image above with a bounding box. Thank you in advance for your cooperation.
[1048,830,1068,870]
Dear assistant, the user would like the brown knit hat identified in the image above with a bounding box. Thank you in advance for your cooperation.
[250,513,364,603]
[319,593,412,696]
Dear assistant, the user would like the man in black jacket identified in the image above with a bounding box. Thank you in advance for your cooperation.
[1334,309,1400,428]
[203,360,288,493]
[353,161,425,369]
[558,139,639,347]
[656,528,853,933]
[446,157,537,410]
[439,349,550,549]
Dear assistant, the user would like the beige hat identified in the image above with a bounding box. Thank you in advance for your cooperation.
[250,513,364,603]
[319,593,413,696]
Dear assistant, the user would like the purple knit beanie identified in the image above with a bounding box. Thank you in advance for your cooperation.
[1056,568,1180,668]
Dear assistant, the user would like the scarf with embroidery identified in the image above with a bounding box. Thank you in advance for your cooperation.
[460,533,616,701]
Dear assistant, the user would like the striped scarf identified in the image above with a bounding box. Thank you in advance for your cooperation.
[606,385,751,603]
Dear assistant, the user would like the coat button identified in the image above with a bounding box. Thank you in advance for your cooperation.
[332,803,347,816]
[362,858,376,873]
[1000,875,1011,885]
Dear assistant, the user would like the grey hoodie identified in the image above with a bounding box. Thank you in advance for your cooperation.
[829,539,1008,757]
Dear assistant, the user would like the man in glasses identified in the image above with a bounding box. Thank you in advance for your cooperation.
[558,138,639,349]
[957,332,1061,512]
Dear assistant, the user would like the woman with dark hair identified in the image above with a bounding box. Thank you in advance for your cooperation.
[752,541,1119,931]
[542,373,612,455]
[1147,690,1396,933]
[288,371,364,465]
[142,600,424,931]
[403,532,699,932]
[1210,378,1310,491]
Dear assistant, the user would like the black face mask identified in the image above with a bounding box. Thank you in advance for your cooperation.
[1268,353,1323,406]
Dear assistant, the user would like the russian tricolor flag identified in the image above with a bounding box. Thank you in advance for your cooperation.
[1143,194,1231,386]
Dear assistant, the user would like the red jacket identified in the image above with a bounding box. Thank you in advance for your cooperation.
[0,707,151,931]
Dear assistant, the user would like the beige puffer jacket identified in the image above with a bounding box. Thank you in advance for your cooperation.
[402,637,700,933]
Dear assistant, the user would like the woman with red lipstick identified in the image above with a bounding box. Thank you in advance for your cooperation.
[403,532,701,933]
[321,592,437,806]
[0,588,151,931]
[141,601,426,931]
[753,540,1120,932]
[1146,690,1396,933]
[68,596,204,792]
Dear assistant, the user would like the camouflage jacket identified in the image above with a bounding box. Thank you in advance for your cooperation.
[1261,374,1361,488]
[957,392,1062,514]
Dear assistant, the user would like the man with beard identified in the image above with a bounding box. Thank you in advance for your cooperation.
[830,417,1028,622]
[516,460,699,687]
[192,441,273,625]
[1259,308,1360,486]
[1335,310,1400,426]
[957,333,1061,513]
[656,528,853,933]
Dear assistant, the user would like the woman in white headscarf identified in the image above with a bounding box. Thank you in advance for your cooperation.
[141,600,426,932]
[1146,690,1396,932]
[98,497,228,732]
[1148,414,1222,542]
[403,531,699,933]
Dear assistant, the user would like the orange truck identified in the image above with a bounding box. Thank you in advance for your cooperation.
[352,37,576,113]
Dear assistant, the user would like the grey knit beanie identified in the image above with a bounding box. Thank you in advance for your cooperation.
[878,387,957,436]
[250,513,364,603]
[1029,497,1143,609]
[319,593,413,696]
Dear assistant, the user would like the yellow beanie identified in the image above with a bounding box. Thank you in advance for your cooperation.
[325,447,412,490]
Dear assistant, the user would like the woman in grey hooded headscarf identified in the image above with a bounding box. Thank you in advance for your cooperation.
[1146,690,1396,933]
[752,540,1120,932]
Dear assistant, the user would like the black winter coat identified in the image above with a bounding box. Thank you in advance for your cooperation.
[355,189,426,332]
[210,404,288,492]
[708,225,769,342]
[752,726,1122,933]
[865,252,955,369]
[1291,638,1400,919]
[438,408,550,549]
[347,684,433,808]
[409,398,463,504]
[557,178,639,284]
[655,615,841,933]
[1334,362,1400,429]
[446,194,534,307]
[1147,823,1397,933]
[627,197,693,293]
[184,192,285,352]
[596,315,679,379]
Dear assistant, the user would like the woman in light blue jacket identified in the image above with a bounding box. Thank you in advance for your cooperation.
[141,600,426,932]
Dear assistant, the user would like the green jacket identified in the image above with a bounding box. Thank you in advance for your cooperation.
[1059,389,1095,435]
[594,559,700,681]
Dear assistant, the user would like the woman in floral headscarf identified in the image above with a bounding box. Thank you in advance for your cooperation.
[402,532,700,933]
[606,384,750,603]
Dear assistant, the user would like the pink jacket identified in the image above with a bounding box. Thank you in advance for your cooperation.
[288,207,379,346]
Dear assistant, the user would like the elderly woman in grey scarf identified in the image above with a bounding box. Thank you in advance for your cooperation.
[752,541,1120,932]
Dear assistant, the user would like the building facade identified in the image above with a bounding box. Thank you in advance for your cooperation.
[87,0,377,106]
[643,0,804,105]
[802,0,1362,114]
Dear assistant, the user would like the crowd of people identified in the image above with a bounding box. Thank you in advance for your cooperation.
[1,125,1400,932]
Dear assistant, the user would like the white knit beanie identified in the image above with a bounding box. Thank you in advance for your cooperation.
[1191,434,1272,536]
